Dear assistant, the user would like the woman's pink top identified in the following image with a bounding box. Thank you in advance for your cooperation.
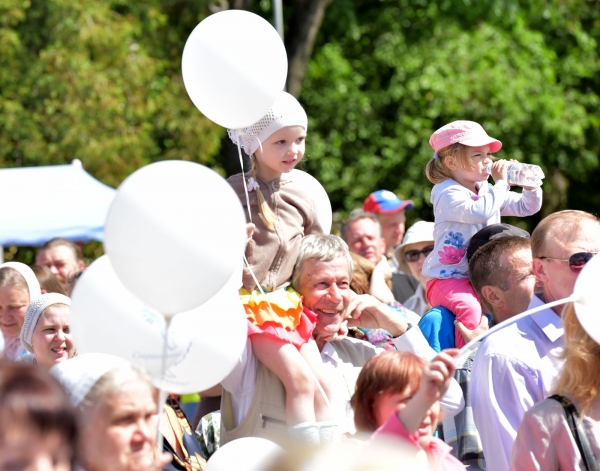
[373,412,467,471]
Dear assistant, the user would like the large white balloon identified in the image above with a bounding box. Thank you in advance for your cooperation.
[182,10,287,129]
[573,253,600,344]
[288,170,332,234]
[70,256,173,379]
[71,256,248,393]
[155,265,247,394]
[104,160,246,316]
[205,438,284,471]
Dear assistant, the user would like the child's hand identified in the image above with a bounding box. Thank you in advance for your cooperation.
[398,349,458,435]
[491,159,509,184]
[246,223,255,245]
[455,315,489,344]
[420,349,458,403]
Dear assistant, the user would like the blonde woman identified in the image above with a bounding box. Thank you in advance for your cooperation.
[510,303,600,470]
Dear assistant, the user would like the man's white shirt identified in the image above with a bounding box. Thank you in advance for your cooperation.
[221,326,465,431]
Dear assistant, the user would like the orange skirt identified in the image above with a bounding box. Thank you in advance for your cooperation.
[240,287,317,348]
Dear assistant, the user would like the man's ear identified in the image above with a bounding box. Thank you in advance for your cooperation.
[532,258,548,283]
[78,260,85,270]
[481,285,503,308]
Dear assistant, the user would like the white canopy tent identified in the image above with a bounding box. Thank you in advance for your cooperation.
[0,160,116,260]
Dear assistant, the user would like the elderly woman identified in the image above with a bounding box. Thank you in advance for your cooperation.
[394,221,435,316]
[0,262,42,360]
[52,353,175,471]
[0,360,77,470]
[20,293,75,368]
[510,303,600,470]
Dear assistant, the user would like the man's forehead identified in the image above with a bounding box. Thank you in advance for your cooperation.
[377,211,405,222]
[302,258,349,277]
[546,223,600,254]
[347,218,379,236]
[38,245,75,261]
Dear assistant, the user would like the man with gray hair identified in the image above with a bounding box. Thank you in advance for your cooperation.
[219,233,464,447]
[341,211,419,304]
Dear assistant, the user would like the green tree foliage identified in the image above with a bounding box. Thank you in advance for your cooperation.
[1,0,599,244]
[0,0,222,189]
[300,0,600,228]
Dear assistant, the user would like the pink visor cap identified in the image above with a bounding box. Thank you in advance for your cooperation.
[429,120,502,153]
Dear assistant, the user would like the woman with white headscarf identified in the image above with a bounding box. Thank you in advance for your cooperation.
[0,262,42,360]
[52,352,173,471]
[20,292,76,369]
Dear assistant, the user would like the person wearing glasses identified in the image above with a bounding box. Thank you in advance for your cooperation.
[394,221,435,316]
[470,209,600,471]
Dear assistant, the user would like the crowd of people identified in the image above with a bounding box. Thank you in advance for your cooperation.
[1,92,599,471]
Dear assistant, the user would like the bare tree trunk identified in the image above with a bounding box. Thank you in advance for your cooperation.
[285,0,334,97]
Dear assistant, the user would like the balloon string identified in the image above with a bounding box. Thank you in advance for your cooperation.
[242,253,333,415]
[243,254,268,299]
[236,131,269,301]
[235,129,333,419]
[155,317,171,458]
[235,129,253,223]
[457,294,579,361]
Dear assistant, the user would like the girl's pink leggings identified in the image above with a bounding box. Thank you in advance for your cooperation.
[426,277,483,348]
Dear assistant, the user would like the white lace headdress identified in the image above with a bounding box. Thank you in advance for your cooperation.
[227,91,308,156]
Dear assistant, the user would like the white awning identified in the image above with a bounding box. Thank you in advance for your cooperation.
[0,160,116,246]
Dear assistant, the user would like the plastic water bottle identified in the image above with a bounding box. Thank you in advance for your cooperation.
[485,162,545,188]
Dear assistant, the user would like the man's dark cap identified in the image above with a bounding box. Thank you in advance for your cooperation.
[467,223,530,261]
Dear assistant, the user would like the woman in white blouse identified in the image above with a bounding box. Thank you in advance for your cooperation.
[510,303,600,470]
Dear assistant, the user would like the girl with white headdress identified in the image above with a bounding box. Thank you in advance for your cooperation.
[20,292,76,369]
[0,262,42,361]
[227,91,334,444]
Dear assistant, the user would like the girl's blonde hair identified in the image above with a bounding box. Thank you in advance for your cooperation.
[251,155,278,230]
[553,303,600,417]
[425,143,475,184]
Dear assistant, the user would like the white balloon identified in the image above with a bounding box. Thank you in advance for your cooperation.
[70,256,174,379]
[71,256,248,393]
[573,253,600,344]
[155,265,248,394]
[205,438,284,471]
[104,160,246,316]
[288,170,332,233]
[182,10,287,129]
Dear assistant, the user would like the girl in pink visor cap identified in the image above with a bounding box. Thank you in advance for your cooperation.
[422,120,543,348]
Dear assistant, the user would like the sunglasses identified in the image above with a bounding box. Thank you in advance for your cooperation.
[539,252,598,273]
[404,245,435,263]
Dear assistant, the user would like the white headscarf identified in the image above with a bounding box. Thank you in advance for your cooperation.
[228,91,308,157]
[50,353,130,407]
[0,262,42,300]
[20,292,71,354]
[0,262,42,359]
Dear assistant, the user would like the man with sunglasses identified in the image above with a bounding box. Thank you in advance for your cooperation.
[470,210,600,471]
[532,210,600,314]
